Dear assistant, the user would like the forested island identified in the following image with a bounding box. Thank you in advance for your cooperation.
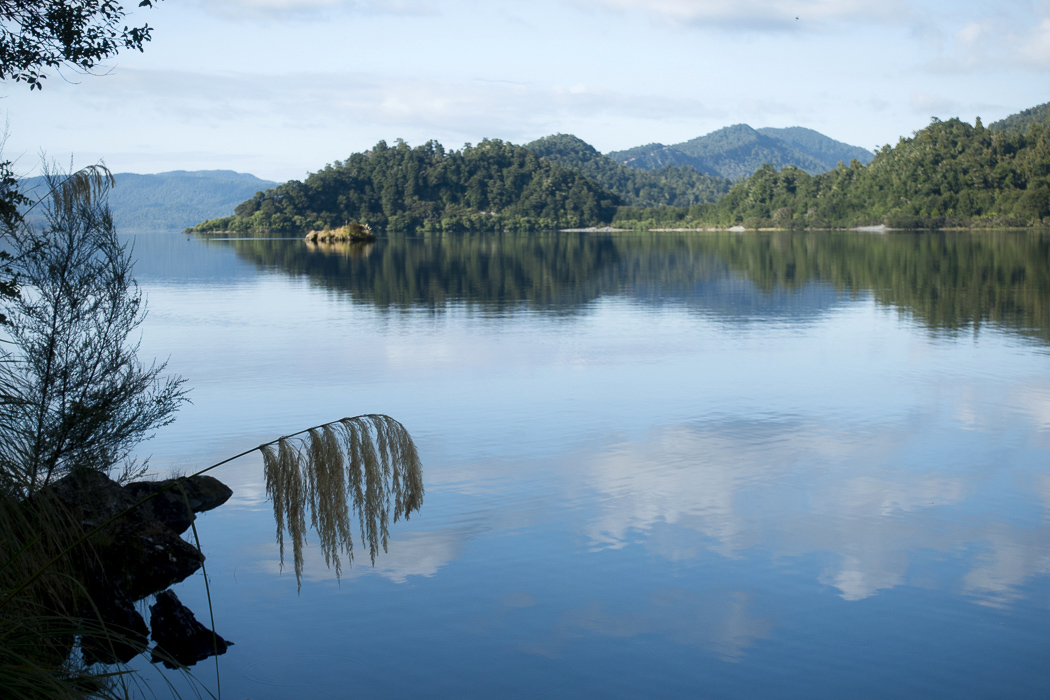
[188,102,1050,235]
[191,139,621,234]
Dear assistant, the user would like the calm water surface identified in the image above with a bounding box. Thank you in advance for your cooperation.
[126,231,1049,699]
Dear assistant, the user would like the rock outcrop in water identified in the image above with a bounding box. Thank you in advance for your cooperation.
[150,590,233,668]
[304,221,375,243]
[32,470,233,666]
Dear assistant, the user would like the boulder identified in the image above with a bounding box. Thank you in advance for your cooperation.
[150,590,233,668]
[40,470,206,599]
[26,469,232,667]
[125,475,233,534]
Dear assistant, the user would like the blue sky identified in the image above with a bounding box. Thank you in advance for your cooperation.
[2,0,1048,181]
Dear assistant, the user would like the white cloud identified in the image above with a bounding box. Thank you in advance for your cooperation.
[924,5,1050,72]
[581,0,906,29]
[1019,18,1050,67]
[909,90,961,115]
[961,523,1050,607]
[196,0,437,19]
[64,67,720,150]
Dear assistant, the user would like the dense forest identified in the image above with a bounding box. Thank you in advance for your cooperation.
[614,113,1050,229]
[988,101,1050,136]
[189,139,619,234]
[190,103,1050,235]
[525,134,731,207]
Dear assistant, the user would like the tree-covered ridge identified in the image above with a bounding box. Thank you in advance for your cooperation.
[755,127,875,170]
[989,102,1050,136]
[673,124,828,178]
[189,139,620,235]
[604,142,713,175]
[614,116,1050,229]
[607,124,874,180]
[525,134,731,207]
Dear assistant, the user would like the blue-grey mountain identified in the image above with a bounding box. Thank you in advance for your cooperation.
[21,170,278,232]
[608,124,874,180]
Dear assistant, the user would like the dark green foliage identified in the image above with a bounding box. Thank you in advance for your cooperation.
[615,116,1050,230]
[988,102,1050,136]
[525,134,731,207]
[0,159,27,323]
[0,1,162,90]
[189,139,621,235]
[20,170,278,232]
[608,124,874,180]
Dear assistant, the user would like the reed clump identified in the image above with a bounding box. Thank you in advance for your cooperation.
[0,485,135,699]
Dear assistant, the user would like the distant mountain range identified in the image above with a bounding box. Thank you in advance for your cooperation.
[20,170,277,232]
[607,124,875,180]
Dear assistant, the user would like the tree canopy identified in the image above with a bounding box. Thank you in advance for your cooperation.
[614,115,1050,230]
[525,134,731,208]
[190,138,622,235]
[0,0,162,89]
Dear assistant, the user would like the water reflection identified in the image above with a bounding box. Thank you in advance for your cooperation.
[553,589,774,662]
[127,230,1050,696]
[206,230,1050,343]
[580,413,1050,607]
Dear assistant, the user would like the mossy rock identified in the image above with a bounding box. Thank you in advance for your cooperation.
[304,221,375,243]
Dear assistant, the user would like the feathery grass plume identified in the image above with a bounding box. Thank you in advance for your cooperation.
[46,164,115,220]
[262,414,423,590]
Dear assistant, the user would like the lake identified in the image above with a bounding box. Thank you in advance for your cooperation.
[126,230,1050,699]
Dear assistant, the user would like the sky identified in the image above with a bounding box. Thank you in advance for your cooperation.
[1,0,1049,182]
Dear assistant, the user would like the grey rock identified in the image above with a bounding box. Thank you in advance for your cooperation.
[150,590,233,668]
[125,475,233,534]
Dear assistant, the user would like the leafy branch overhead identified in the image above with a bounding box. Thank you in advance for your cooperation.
[0,0,162,89]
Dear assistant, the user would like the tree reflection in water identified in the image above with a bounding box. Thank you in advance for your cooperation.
[215,230,1050,345]
[261,414,423,590]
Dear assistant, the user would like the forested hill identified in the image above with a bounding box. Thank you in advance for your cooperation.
[989,102,1050,136]
[189,139,620,234]
[613,115,1050,229]
[608,124,874,180]
[525,134,731,207]
[755,127,875,171]
[21,170,277,231]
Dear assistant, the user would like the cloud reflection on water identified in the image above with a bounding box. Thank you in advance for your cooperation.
[549,589,774,662]
[579,404,1050,605]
